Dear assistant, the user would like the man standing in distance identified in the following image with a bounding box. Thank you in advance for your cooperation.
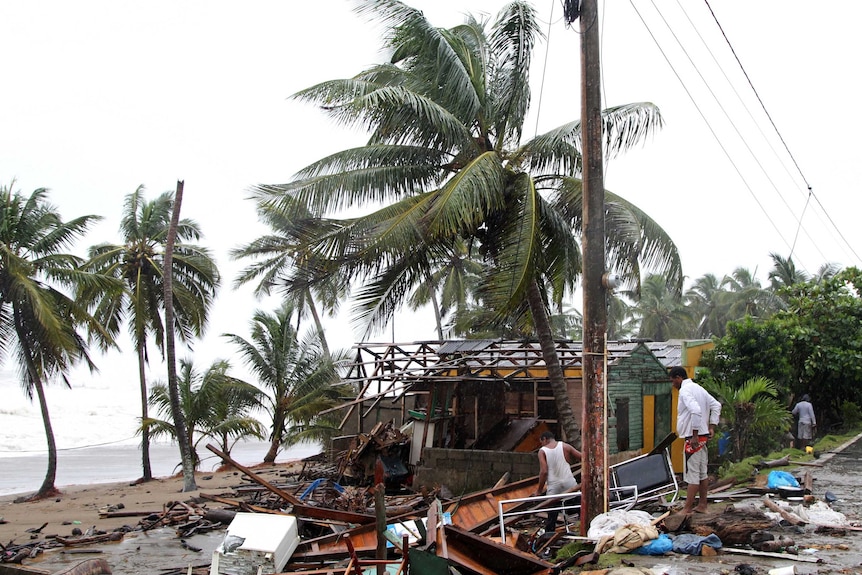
[533,431,582,531]
[670,366,721,514]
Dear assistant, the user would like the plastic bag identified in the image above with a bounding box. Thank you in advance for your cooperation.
[633,533,673,555]
[767,470,800,489]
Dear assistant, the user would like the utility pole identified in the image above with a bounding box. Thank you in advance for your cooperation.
[579,0,608,534]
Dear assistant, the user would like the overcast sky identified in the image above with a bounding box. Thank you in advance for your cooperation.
[2,1,861,407]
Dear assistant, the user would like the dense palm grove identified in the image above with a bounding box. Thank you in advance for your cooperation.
[3,0,862,498]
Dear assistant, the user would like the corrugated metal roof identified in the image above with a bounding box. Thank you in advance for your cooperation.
[437,339,496,354]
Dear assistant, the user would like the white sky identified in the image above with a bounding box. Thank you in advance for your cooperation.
[1,0,861,431]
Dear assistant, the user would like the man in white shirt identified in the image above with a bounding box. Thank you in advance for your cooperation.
[532,431,581,531]
[670,366,722,514]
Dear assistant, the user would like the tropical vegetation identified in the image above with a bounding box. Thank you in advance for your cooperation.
[143,358,265,470]
[82,186,220,481]
[224,304,351,464]
[252,0,683,443]
[0,184,115,498]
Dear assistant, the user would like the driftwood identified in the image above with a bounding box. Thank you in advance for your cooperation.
[801,471,813,493]
[759,454,791,468]
[789,460,824,467]
[762,497,806,525]
[685,505,776,544]
[54,532,123,547]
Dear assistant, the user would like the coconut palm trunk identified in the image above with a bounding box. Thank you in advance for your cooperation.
[164,180,196,492]
[137,341,153,481]
[264,406,287,464]
[527,280,580,443]
[31,378,58,497]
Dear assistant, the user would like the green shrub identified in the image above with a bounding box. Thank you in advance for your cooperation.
[840,400,862,431]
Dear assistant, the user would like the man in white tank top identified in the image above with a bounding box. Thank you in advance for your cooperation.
[532,431,582,531]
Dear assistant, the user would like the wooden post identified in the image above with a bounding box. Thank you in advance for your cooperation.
[579,0,608,533]
[375,459,387,574]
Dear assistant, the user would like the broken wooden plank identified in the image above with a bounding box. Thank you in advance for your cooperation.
[441,524,552,575]
[762,497,806,525]
[206,443,303,506]
[723,547,823,563]
[54,532,123,547]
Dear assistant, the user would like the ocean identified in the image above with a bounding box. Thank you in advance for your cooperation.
[0,366,321,496]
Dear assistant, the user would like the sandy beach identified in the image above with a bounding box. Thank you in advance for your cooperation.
[0,467,257,542]
[0,461,305,574]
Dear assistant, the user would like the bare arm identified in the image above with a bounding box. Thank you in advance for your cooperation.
[563,442,582,463]
[533,450,549,496]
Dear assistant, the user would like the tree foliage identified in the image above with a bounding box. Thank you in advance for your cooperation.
[144,358,265,470]
[0,184,114,498]
[702,375,790,461]
[224,304,351,463]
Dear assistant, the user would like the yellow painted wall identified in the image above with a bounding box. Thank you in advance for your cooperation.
[642,395,656,452]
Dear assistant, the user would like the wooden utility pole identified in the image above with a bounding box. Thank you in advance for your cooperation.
[579,0,608,534]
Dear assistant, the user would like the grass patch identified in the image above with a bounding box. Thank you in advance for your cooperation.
[717,427,862,484]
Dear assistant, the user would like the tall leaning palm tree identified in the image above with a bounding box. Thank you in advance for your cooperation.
[0,185,115,499]
[82,186,219,481]
[254,0,682,442]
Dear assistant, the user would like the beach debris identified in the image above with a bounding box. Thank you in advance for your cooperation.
[55,531,124,546]
[209,513,299,575]
[24,523,47,534]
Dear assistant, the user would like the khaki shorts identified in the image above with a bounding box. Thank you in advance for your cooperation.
[683,446,708,484]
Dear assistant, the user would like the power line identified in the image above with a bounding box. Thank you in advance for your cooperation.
[626,0,795,258]
[702,0,862,267]
[0,436,139,454]
[643,0,827,272]
[675,0,846,270]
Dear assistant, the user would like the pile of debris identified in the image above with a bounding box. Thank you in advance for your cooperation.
[3,439,861,575]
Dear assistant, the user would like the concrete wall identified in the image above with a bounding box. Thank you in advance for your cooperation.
[413,447,537,494]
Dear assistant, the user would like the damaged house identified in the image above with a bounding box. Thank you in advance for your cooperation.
[330,339,712,492]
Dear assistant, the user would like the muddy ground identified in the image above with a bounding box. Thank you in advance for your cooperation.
[12,434,862,575]
[611,433,862,575]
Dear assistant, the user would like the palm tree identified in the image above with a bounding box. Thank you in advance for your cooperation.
[607,291,636,341]
[82,186,220,481]
[768,252,809,291]
[685,273,729,338]
[255,0,682,442]
[631,274,693,340]
[224,304,350,464]
[406,237,484,339]
[702,375,790,461]
[144,358,265,470]
[722,267,775,319]
[0,185,115,498]
[232,199,347,359]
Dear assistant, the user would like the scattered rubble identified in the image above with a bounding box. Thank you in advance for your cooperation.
[3,436,862,575]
